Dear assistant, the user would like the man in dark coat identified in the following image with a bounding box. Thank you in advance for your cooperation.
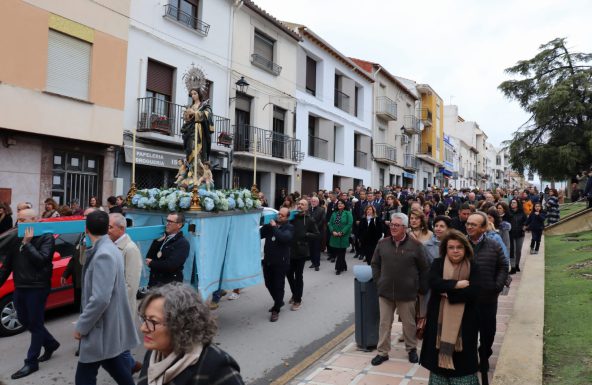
[308,196,325,271]
[371,213,430,365]
[466,212,508,385]
[450,203,471,235]
[260,207,294,322]
[146,212,190,287]
[0,209,60,379]
[287,200,319,311]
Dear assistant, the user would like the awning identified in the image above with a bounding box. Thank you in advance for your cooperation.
[440,169,453,177]
[402,171,415,179]
[123,140,185,170]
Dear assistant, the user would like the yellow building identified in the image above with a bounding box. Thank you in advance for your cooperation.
[416,83,445,187]
[0,0,129,211]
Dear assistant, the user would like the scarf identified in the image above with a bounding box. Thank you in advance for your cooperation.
[148,344,203,385]
[436,256,470,370]
[334,210,343,226]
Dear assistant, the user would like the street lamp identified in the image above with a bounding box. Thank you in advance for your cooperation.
[229,77,250,105]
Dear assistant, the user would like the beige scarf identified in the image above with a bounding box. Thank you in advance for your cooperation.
[436,256,470,369]
[148,344,203,385]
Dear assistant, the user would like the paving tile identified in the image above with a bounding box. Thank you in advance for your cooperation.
[331,355,371,371]
[407,379,430,385]
[369,359,414,376]
[355,373,403,385]
[411,365,430,379]
[309,367,359,385]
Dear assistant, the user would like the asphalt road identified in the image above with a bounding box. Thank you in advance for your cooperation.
[0,252,366,384]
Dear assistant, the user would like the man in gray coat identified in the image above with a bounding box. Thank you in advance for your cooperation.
[74,210,140,385]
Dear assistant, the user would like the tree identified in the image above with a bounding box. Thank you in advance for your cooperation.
[499,37,592,181]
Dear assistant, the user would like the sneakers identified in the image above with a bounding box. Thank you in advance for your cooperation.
[408,349,419,363]
[228,292,240,300]
[290,302,302,311]
[270,311,279,322]
[530,248,535,254]
[371,354,389,366]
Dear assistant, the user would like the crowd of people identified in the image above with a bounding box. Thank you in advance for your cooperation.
[0,182,571,385]
[261,183,566,385]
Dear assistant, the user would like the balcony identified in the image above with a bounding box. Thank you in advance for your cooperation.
[334,89,350,112]
[421,107,433,127]
[375,96,397,121]
[163,3,210,35]
[470,171,477,180]
[136,97,230,145]
[308,135,329,161]
[354,150,368,168]
[403,154,419,171]
[251,53,282,76]
[233,124,302,163]
[402,115,421,134]
[373,143,397,165]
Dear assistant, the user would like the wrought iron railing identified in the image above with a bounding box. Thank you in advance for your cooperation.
[374,143,397,163]
[251,53,282,75]
[136,97,230,143]
[233,124,301,162]
[164,3,210,35]
[376,96,397,120]
[354,150,367,168]
[334,89,350,112]
[404,154,419,170]
[308,135,329,160]
[403,115,421,134]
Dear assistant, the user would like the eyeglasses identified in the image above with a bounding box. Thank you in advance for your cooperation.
[166,219,180,224]
[389,224,405,228]
[465,222,482,228]
[139,315,165,332]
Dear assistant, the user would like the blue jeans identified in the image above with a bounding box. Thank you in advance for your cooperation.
[75,353,135,385]
[120,350,135,369]
[13,287,59,367]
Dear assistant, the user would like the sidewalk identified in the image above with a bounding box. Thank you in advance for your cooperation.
[287,247,529,385]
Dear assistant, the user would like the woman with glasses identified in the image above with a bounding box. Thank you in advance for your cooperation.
[420,230,481,385]
[138,283,244,385]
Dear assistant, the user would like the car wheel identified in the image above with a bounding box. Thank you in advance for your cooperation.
[0,295,24,337]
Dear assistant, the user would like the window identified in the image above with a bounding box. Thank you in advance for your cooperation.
[354,86,360,117]
[46,30,91,100]
[272,106,286,158]
[144,60,175,133]
[164,0,210,35]
[306,56,317,96]
[252,30,281,75]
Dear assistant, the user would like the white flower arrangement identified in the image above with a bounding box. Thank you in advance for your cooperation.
[130,187,261,212]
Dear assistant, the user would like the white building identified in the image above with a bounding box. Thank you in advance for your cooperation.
[287,24,374,194]
[229,1,303,207]
[444,105,479,188]
[120,0,234,190]
[350,59,421,190]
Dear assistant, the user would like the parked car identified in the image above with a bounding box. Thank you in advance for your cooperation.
[0,220,81,337]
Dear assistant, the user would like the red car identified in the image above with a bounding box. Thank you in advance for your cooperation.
[0,220,81,337]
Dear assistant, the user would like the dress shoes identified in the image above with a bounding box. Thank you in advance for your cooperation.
[516,266,521,272]
[38,342,60,362]
[335,270,341,275]
[309,263,315,268]
[315,266,319,271]
[509,267,517,275]
[371,354,388,366]
[11,365,38,379]
[270,311,279,322]
[408,349,419,363]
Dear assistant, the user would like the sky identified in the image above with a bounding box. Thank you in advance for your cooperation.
[252,0,592,147]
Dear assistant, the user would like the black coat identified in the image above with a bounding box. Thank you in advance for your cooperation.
[525,211,546,232]
[138,344,244,385]
[0,232,55,289]
[471,237,508,303]
[450,218,467,235]
[290,213,319,259]
[147,232,190,287]
[420,257,480,377]
[260,222,294,266]
[0,214,13,234]
[358,217,383,258]
[509,209,527,238]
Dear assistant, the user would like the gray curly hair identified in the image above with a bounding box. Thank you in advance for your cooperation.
[138,283,217,355]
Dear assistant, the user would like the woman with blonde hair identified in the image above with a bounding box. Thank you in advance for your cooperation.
[42,198,60,218]
[408,209,433,244]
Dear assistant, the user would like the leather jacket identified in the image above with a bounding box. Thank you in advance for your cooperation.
[0,232,55,289]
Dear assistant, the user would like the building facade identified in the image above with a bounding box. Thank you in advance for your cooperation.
[289,25,373,195]
[417,84,445,189]
[119,0,233,192]
[0,0,130,212]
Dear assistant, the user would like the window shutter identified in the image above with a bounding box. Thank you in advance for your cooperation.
[46,30,91,100]
[147,60,174,96]
[306,57,316,94]
[254,31,274,62]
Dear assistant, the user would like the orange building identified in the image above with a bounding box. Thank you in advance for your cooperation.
[0,0,129,211]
